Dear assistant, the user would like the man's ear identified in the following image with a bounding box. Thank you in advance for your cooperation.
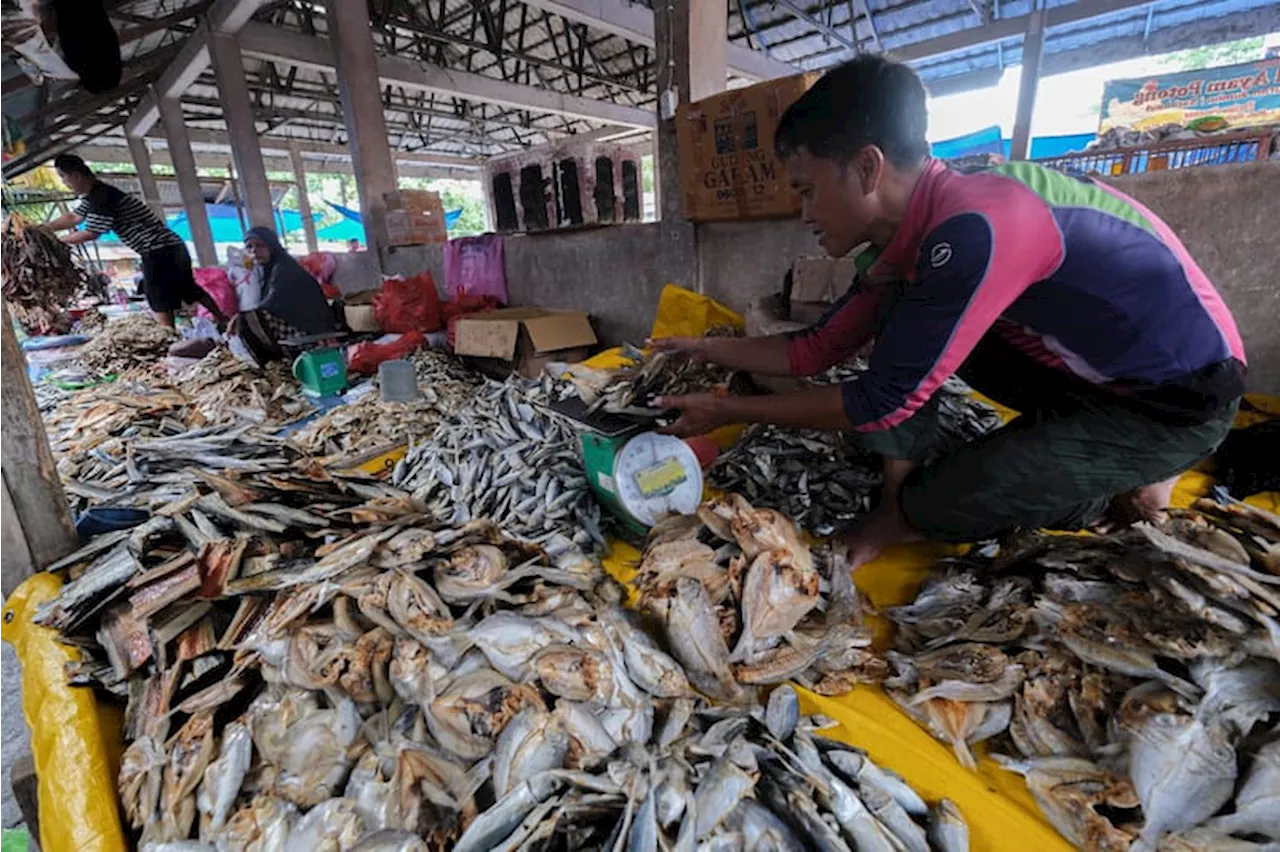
[854,146,886,195]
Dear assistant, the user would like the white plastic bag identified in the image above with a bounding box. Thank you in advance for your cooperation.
[182,316,222,341]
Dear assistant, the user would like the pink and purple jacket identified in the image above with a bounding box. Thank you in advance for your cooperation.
[787,160,1247,431]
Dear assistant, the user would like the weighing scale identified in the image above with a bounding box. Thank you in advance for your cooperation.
[283,332,350,398]
[549,397,704,539]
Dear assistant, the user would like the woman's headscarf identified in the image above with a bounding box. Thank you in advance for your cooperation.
[245,226,337,336]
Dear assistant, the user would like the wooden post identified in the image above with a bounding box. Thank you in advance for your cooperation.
[1,303,76,595]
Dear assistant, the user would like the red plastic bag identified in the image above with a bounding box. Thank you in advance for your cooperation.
[374,273,442,333]
[300,252,336,284]
[347,330,425,375]
[193,267,239,320]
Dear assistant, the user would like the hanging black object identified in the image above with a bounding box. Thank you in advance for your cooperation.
[53,0,122,94]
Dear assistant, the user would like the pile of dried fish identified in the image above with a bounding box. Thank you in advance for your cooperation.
[37,451,963,852]
[573,346,738,415]
[289,394,451,461]
[709,426,883,534]
[2,213,91,330]
[710,375,1002,534]
[172,349,312,427]
[288,354,489,461]
[408,347,486,410]
[636,493,884,702]
[395,378,606,550]
[884,492,1280,851]
[76,315,179,375]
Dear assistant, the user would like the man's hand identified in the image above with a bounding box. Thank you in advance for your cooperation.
[654,392,728,437]
[645,336,706,361]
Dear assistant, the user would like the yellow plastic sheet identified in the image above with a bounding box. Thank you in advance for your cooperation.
[647,284,744,340]
[797,686,1072,852]
[1,573,126,852]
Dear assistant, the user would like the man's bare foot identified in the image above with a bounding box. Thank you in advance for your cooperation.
[1105,475,1180,529]
[833,503,922,572]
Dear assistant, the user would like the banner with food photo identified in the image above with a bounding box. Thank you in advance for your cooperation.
[1099,57,1280,133]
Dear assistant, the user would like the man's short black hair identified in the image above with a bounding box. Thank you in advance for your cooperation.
[775,56,929,170]
[53,153,94,178]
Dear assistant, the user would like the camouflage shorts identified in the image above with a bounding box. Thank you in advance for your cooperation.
[861,333,1238,541]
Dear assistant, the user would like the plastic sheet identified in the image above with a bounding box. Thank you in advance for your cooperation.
[647,284,744,340]
[1,574,126,852]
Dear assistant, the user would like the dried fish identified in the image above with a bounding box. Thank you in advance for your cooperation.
[888,502,1280,850]
[708,374,1000,534]
[2,213,93,331]
[638,494,879,696]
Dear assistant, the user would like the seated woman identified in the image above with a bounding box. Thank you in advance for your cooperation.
[232,227,340,363]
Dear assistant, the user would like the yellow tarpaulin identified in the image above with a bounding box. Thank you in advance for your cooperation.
[2,574,126,852]
[647,283,744,341]
[8,276,1273,852]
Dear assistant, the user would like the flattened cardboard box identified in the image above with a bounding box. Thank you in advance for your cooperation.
[676,73,820,222]
[385,189,448,246]
[453,307,598,378]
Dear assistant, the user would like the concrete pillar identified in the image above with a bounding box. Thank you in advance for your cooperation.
[158,95,217,265]
[1010,5,1046,161]
[208,32,274,229]
[653,0,727,290]
[126,135,165,221]
[324,0,398,267]
[2,303,75,596]
[288,142,319,253]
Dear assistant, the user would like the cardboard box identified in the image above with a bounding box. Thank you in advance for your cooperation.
[343,290,380,333]
[452,307,598,378]
[790,256,857,301]
[385,190,448,246]
[676,73,820,222]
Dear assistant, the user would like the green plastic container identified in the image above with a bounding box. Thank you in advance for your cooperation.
[292,347,347,397]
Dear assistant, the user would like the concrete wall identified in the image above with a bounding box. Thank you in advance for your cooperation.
[696,219,818,310]
[381,224,666,345]
[1107,162,1279,395]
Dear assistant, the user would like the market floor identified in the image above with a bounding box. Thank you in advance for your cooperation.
[2,642,31,829]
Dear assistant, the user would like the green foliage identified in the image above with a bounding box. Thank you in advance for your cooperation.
[1154,36,1266,73]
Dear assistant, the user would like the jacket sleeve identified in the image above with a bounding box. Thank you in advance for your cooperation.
[785,282,887,377]
[841,212,1050,432]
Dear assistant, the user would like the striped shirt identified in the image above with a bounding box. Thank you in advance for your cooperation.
[72,180,184,254]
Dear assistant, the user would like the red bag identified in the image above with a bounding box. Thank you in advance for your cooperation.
[193,267,239,320]
[300,252,336,283]
[346,330,425,375]
[374,273,442,333]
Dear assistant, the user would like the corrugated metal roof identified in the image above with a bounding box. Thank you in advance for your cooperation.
[2,0,1276,175]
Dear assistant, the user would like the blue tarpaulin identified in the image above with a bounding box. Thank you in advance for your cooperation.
[1029,133,1097,159]
[931,126,1005,159]
[96,203,320,245]
[168,204,319,242]
[320,199,464,240]
[932,129,1097,162]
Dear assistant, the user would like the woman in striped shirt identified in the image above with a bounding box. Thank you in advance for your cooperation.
[46,153,227,329]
